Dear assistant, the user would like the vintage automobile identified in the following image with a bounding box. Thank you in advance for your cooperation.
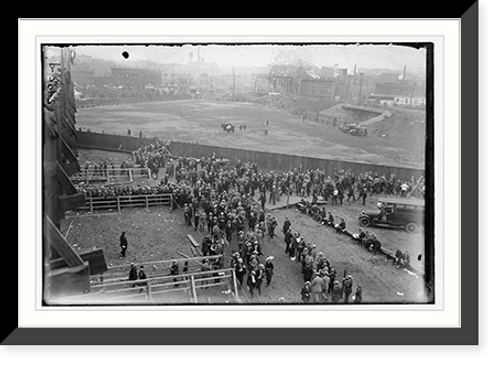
[357,197,425,233]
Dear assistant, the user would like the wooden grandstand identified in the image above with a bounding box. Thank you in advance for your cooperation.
[43,47,107,303]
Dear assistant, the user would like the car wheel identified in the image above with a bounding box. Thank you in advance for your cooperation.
[359,217,371,227]
[405,222,418,233]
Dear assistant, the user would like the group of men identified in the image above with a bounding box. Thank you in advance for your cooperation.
[85,143,430,304]
[281,218,362,304]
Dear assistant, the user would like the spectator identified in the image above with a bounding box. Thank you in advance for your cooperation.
[138,266,147,293]
[343,275,354,303]
[247,269,257,299]
[332,280,343,303]
[264,256,274,286]
[170,261,180,287]
[128,263,138,287]
[354,285,363,303]
[120,232,128,257]
[311,271,323,303]
[300,281,312,303]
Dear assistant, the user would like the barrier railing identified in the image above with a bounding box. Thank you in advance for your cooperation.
[66,266,238,304]
[71,167,151,184]
[76,193,173,213]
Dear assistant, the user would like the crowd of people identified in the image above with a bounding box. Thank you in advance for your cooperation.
[79,142,425,303]
[280,216,362,304]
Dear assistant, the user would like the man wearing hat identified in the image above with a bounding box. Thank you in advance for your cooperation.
[138,266,147,293]
[282,216,291,235]
[264,257,275,286]
[237,230,245,251]
[128,263,138,287]
[343,275,354,303]
[284,228,293,255]
[119,232,128,257]
[311,271,324,303]
[332,280,343,303]
[300,281,312,303]
[354,285,363,303]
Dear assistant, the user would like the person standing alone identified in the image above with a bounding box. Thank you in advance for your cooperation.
[120,232,128,257]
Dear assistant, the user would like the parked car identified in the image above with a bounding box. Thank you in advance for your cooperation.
[358,197,425,233]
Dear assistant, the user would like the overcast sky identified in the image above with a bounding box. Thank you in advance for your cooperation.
[72,44,426,73]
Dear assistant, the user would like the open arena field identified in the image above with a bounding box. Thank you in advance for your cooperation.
[75,99,425,169]
[63,141,427,307]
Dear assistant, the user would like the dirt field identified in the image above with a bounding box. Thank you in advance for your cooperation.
[75,99,425,168]
[61,196,428,305]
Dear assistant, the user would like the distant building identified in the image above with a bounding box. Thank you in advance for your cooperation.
[110,67,145,89]
[367,81,426,107]
[299,79,334,98]
[110,67,162,90]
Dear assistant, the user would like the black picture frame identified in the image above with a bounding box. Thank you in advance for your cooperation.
[12,10,479,346]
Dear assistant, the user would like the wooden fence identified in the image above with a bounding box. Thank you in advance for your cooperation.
[169,141,425,181]
[65,266,238,304]
[75,94,194,109]
[71,167,151,184]
[76,132,425,181]
[76,193,173,213]
[77,131,160,152]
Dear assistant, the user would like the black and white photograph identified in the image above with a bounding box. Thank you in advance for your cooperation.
[42,42,434,306]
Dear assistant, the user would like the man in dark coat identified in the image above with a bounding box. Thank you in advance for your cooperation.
[354,285,363,303]
[259,191,266,212]
[301,281,312,303]
[170,261,180,287]
[120,232,128,257]
[282,216,291,235]
[343,275,354,303]
[138,266,147,293]
[128,263,138,287]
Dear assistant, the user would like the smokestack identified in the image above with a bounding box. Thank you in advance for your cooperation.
[403,65,407,81]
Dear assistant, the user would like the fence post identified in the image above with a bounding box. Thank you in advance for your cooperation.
[90,196,94,213]
[190,275,198,304]
[117,196,121,213]
[146,279,152,300]
[145,195,149,209]
[231,269,239,301]
[128,169,133,182]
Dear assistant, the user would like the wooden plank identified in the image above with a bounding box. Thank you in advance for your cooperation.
[45,216,85,268]
[56,161,77,194]
[187,234,200,247]
[50,248,107,275]
[190,275,198,303]
[231,268,239,301]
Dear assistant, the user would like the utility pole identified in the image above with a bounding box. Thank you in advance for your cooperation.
[232,67,236,101]
[358,72,364,104]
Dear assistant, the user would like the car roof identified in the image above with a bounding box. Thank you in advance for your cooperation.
[377,197,425,206]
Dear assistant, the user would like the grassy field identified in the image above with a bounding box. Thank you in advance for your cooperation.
[75,99,426,169]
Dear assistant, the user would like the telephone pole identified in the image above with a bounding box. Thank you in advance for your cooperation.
[232,67,236,101]
[358,72,364,104]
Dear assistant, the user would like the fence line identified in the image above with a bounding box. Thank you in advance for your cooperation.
[76,131,425,181]
[76,193,173,213]
[71,167,151,184]
[68,267,238,304]
[168,141,425,181]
